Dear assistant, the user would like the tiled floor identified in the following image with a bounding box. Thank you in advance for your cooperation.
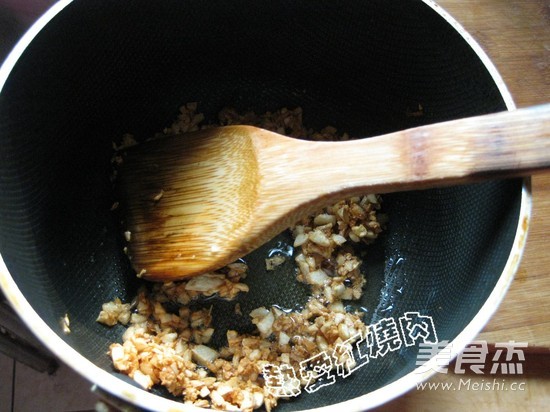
[0,351,98,412]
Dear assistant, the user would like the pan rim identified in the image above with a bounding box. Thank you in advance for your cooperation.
[0,0,531,410]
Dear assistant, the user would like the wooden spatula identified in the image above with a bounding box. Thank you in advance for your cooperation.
[117,104,550,281]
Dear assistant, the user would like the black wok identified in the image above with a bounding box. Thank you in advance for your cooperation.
[0,0,529,410]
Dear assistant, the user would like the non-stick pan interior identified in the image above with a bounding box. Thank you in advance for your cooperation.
[0,0,523,410]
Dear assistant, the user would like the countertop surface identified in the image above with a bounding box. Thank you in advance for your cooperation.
[379,1,549,410]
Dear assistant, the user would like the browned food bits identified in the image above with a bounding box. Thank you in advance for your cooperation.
[98,105,386,411]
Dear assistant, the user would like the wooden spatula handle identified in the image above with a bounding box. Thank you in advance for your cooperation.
[256,104,550,210]
[397,104,550,182]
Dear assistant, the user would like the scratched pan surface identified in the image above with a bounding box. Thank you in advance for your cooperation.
[0,0,528,410]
